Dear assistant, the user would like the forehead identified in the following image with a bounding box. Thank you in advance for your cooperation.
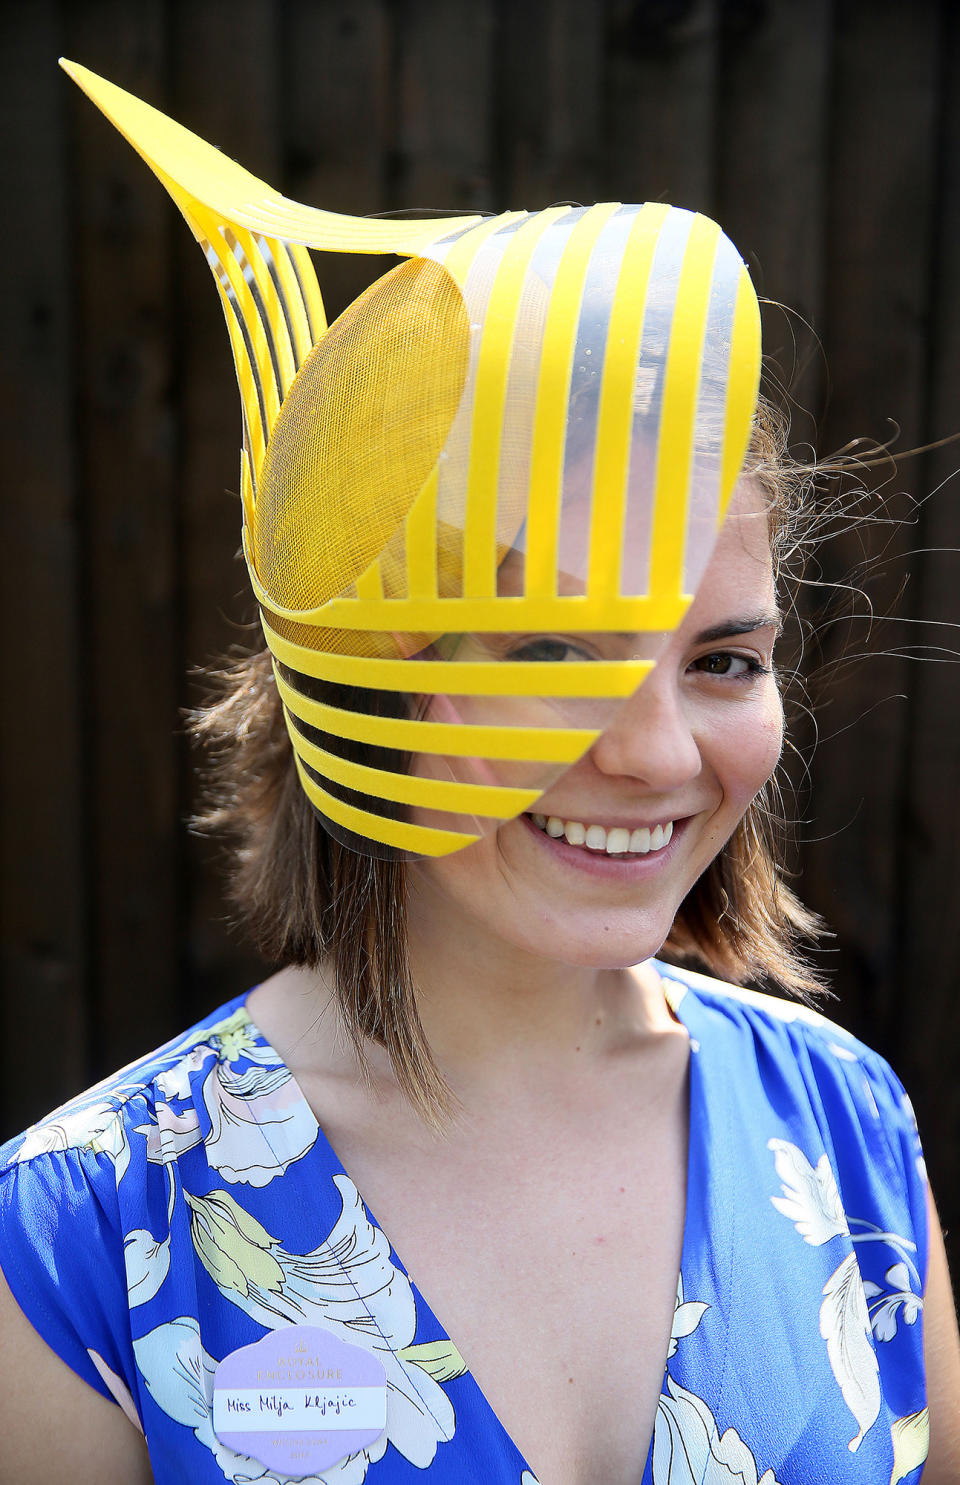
[494,476,773,613]
[691,478,775,605]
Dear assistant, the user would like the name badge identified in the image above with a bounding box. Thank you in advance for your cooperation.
[212,1325,387,1475]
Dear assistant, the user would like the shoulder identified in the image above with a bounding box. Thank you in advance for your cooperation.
[0,989,321,1415]
[656,956,864,1048]
[655,957,916,1115]
[0,993,256,1178]
[655,959,929,1257]
[655,958,923,1135]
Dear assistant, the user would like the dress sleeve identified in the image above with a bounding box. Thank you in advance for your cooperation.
[854,1050,930,1288]
[0,1142,138,1412]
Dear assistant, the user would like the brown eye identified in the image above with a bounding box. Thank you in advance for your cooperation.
[692,652,756,677]
[506,637,594,663]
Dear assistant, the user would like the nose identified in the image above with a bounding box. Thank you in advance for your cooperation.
[588,665,702,789]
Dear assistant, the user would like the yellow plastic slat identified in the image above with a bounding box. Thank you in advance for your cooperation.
[404,466,439,599]
[294,755,479,855]
[233,225,298,398]
[61,61,487,259]
[648,214,721,599]
[243,533,687,630]
[274,667,599,762]
[288,242,327,342]
[240,447,255,531]
[525,203,622,598]
[354,563,384,600]
[431,211,525,284]
[204,221,281,436]
[462,207,569,598]
[260,237,319,366]
[263,615,652,696]
[587,204,669,599]
[284,711,540,816]
[216,283,266,480]
[719,267,763,520]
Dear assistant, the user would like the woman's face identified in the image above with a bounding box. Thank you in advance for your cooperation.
[408,480,784,971]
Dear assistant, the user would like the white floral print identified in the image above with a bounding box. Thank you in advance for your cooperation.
[768,1138,926,1467]
[174,1174,456,1479]
[666,1273,709,1361]
[3,980,930,1482]
[124,1162,176,1308]
[652,1273,780,1483]
[819,1251,881,1450]
[863,1263,922,1341]
[138,1008,320,1185]
[14,1096,131,1181]
[768,1139,849,1246]
[654,1375,780,1484]
[890,1409,929,1485]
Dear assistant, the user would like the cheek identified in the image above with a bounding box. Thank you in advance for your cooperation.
[718,690,784,807]
[410,830,501,920]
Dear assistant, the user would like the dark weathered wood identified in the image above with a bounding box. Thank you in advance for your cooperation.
[716,0,833,425]
[169,0,281,1021]
[497,0,605,209]
[799,0,942,1039]
[896,0,960,1255]
[0,2,88,1131]
[64,3,181,1076]
[283,0,393,324]
[393,0,498,211]
[603,0,720,213]
[1,2,958,1271]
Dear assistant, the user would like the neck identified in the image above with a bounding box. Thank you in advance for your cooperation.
[403,870,674,1098]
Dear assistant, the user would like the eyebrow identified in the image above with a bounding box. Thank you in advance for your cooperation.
[691,613,783,645]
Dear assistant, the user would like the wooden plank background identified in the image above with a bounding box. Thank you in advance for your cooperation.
[2,0,959,1282]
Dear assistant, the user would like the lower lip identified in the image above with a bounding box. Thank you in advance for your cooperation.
[519,813,687,880]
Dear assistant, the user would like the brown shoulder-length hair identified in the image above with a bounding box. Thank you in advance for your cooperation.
[192,394,824,1122]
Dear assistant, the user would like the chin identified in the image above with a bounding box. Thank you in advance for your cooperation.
[500,902,677,972]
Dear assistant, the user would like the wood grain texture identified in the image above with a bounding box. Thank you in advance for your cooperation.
[1,0,957,1277]
[169,0,280,1019]
[394,0,497,210]
[895,0,960,1239]
[497,0,604,208]
[802,0,942,1033]
[0,0,87,1130]
[603,0,720,212]
[65,2,180,1076]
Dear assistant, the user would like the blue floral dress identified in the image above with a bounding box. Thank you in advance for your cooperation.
[0,964,929,1484]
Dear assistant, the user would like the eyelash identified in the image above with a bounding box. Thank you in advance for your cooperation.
[502,639,773,677]
[504,637,595,664]
[689,651,769,680]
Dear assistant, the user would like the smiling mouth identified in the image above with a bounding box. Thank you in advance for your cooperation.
[527,813,675,857]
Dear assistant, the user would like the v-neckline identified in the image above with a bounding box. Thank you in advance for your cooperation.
[239,964,729,1484]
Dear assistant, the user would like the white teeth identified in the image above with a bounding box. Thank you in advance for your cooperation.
[530,814,676,856]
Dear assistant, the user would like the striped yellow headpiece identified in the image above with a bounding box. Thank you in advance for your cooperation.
[64,59,762,861]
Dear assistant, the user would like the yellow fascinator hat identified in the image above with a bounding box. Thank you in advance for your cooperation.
[62,59,762,862]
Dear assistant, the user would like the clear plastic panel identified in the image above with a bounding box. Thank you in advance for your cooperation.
[259,204,760,859]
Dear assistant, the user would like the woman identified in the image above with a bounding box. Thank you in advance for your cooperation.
[1,61,958,1484]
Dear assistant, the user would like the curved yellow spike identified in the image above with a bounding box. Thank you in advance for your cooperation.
[60,59,488,256]
[60,55,763,863]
